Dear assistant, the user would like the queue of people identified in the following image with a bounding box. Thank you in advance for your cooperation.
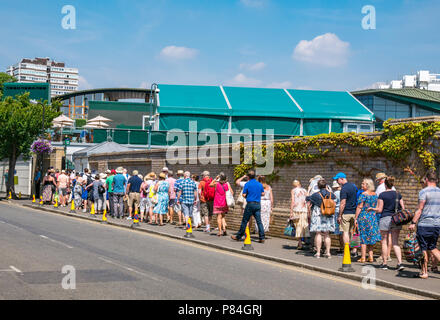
[36,166,440,279]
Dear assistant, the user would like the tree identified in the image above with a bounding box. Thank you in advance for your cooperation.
[0,93,60,196]
[0,72,17,96]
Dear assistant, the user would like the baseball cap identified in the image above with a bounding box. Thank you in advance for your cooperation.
[111,169,116,174]
[333,172,347,180]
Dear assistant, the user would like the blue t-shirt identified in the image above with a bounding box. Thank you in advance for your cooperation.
[242,179,265,203]
[340,182,358,214]
[127,175,143,193]
[112,174,126,194]
[379,190,402,218]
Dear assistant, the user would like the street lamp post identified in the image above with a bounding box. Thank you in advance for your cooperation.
[148,83,158,150]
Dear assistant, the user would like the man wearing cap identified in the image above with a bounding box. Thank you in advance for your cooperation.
[199,171,215,232]
[334,172,359,252]
[112,167,126,219]
[106,169,116,218]
[126,170,143,220]
[174,170,185,225]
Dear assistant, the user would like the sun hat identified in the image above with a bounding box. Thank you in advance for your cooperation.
[133,170,139,176]
[159,172,167,179]
[375,172,387,181]
[309,175,323,183]
[177,170,184,175]
[332,181,340,189]
[162,167,169,172]
[116,167,123,174]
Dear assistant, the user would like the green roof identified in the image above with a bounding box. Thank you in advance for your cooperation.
[288,89,374,121]
[157,84,373,121]
[352,88,440,112]
[3,82,50,102]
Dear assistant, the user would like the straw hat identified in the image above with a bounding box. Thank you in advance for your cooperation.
[159,172,167,179]
[375,172,387,181]
[177,170,184,175]
[116,167,123,174]
[146,172,156,180]
[332,181,340,189]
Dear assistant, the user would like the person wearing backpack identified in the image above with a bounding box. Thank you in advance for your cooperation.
[354,179,381,263]
[199,171,215,233]
[307,179,336,258]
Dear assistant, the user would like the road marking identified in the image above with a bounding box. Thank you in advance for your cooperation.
[97,257,162,282]
[9,266,23,274]
[39,235,74,249]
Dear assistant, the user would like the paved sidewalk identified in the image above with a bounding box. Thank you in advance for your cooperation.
[4,198,440,299]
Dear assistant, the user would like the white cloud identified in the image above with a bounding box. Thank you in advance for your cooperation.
[78,76,93,90]
[160,45,199,60]
[240,0,266,8]
[227,73,262,87]
[240,62,266,72]
[292,33,350,67]
[266,81,293,89]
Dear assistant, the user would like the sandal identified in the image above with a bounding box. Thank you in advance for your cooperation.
[418,273,429,279]
[368,257,374,263]
[358,258,366,263]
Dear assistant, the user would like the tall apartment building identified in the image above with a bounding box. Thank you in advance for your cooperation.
[374,70,440,91]
[6,57,79,97]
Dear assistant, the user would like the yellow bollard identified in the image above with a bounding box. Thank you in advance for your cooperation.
[242,226,254,251]
[133,208,139,225]
[90,203,95,216]
[8,192,12,200]
[39,196,43,206]
[339,243,355,272]
[184,217,195,238]
[102,207,108,223]
[69,200,76,213]
[32,194,36,203]
[54,197,58,208]
[18,192,22,199]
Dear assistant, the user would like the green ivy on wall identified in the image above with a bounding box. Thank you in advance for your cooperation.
[234,120,440,180]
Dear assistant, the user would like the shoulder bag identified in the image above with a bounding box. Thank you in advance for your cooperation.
[391,192,414,226]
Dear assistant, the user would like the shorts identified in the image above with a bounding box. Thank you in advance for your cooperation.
[181,202,194,218]
[174,202,182,213]
[139,197,151,213]
[340,214,356,234]
[169,198,176,208]
[59,188,68,196]
[128,192,140,209]
[379,216,402,232]
[200,201,213,218]
[416,226,440,251]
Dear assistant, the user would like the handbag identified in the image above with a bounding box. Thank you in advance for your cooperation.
[284,220,295,237]
[350,227,361,248]
[149,184,158,205]
[237,192,245,205]
[403,232,424,264]
[391,193,413,226]
[221,183,235,208]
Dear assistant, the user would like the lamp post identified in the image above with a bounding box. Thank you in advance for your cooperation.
[148,83,158,150]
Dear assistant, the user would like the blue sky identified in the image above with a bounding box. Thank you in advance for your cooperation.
[1,0,439,91]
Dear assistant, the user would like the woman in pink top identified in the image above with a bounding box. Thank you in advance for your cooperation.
[209,172,233,237]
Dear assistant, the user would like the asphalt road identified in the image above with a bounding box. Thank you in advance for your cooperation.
[0,202,420,300]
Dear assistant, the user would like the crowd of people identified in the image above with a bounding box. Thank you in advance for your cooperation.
[36,166,440,279]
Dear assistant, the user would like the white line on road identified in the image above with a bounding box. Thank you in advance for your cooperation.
[39,235,74,249]
[9,266,23,274]
[98,257,162,282]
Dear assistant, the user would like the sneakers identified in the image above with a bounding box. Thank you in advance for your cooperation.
[126,217,132,220]
[379,264,388,270]
[397,264,405,271]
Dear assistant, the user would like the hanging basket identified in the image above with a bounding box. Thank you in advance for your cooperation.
[31,139,54,154]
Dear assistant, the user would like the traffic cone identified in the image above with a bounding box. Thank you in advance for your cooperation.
[131,208,140,227]
[32,194,36,203]
[69,200,76,213]
[102,207,108,223]
[54,197,58,208]
[242,226,254,251]
[8,192,12,200]
[18,192,22,199]
[39,196,43,206]
[184,217,195,238]
[90,203,95,216]
[339,242,355,272]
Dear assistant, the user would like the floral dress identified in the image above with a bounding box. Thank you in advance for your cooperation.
[153,181,169,215]
[290,187,310,238]
[357,193,381,245]
[309,190,336,233]
[255,186,272,233]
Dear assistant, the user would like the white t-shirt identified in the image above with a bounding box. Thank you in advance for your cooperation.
[376,183,395,196]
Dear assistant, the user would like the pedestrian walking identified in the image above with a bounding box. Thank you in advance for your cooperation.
[106,169,116,217]
[307,179,336,258]
[174,170,185,226]
[192,175,202,228]
[255,176,273,234]
[290,180,310,250]
[231,170,266,243]
[409,170,440,279]
[166,170,176,224]
[153,172,170,226]
[332,181,344,254]
[57,170,69,207]
[375,172,394,263]
[368,176,405,270]
[87,174,105,214]
[140,173,154,223]
[354,179,381,263]
[42,169,57,204]
[126,170,143,220]
[112,167,126,219]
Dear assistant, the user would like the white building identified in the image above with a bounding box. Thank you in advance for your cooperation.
[376,70,440,91]
[6,57,79,97]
